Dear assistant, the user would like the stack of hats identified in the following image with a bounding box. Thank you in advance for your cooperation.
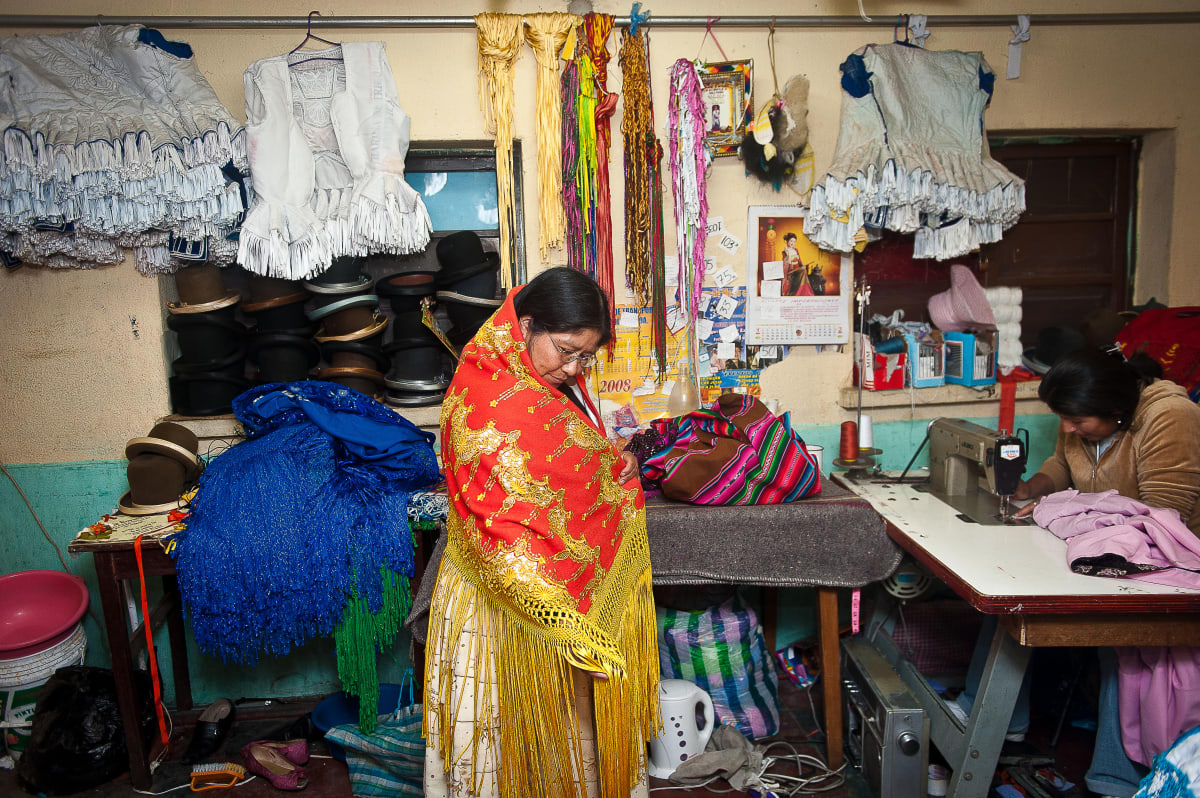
[435,232,503,349]
[118,422,204,516]
[244,271,319,386]
[306,257,389,399]
[168,264,249,416]
[375,261,448,408]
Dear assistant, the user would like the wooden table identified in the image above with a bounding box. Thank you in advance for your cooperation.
[408,479,903,770]
[837,473,1200,798]
[67,533,193,791]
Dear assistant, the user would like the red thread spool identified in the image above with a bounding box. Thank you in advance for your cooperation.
[839,421,859,461]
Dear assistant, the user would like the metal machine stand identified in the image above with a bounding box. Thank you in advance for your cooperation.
[866,593,1032,798]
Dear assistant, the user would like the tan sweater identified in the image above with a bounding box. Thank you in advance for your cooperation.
[1036,379,1200,537]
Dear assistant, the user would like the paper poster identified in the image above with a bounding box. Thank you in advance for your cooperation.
[711,264,737,288]
[706,216,725,236]
[745,206,852,345]
[698,286,748,344]
[592,304,691,430]
[715,231,741,254]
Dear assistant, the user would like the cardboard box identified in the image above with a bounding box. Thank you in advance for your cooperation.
[854,333,907,390]
[944,331,997,386]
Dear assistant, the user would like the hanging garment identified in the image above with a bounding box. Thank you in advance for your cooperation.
[805,43,1025,260]
[238,42,431,280]
[0,25,247,273]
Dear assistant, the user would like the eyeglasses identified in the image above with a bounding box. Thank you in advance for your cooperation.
[545,333,597,368]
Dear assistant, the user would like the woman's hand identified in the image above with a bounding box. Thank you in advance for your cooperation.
[619,451,639,483]
[1013,500,1038,519]
[1012,479,1035,501]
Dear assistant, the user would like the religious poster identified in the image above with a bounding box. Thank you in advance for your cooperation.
[745,206,852,345]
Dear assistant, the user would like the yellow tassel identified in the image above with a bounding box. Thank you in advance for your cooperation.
[425,558,659,797]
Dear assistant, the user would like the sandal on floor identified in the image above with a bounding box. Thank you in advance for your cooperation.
[242,742,308,790]
[256,738,309,765]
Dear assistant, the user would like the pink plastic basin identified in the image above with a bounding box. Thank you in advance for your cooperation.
[0,570,90,660]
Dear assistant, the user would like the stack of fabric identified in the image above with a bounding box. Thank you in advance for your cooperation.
[0,25,247,274]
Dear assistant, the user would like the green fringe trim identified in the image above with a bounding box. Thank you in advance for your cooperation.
[333,566,412,733]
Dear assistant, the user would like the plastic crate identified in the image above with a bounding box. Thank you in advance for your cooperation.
[904,333,945,388]
[944,331,996,386]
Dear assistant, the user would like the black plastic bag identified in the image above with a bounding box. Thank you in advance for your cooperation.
[16,666,155,795]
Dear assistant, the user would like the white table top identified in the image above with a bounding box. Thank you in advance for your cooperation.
[835,472,1200,614]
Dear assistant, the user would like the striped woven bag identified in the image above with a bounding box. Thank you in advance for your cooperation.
[640,393,821,505]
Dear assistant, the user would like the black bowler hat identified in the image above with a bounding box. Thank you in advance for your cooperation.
[169,373,250,417]
[172,345,247,379]
[435,232,500,296]
[309,256,367,288]
[167,313,246,363]
[376,270,438,313]
[1021,327,1087,375]
[248,332,321,383]
[384,338,447,385]
[321,340,391,372]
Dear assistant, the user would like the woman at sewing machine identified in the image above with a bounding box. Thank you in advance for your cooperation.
[1012,345,1200,533]
[959,345,1200,798]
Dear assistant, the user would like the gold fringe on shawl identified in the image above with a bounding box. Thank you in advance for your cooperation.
[476,13,524,288]
[425,523,660,798]
[524,13,579,260]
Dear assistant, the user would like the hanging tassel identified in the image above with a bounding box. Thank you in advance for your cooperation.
[619,27,654,307]
[561,54,586,272]
[334,567,412,733]
[524,13,579,259]
[650,140,668,381]
[476,13,525,288]
[587,13,618,336]
[668,58,711,323]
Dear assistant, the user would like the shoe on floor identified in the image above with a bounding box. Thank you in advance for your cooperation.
[182,698,236,764]
[943,698,1026,742]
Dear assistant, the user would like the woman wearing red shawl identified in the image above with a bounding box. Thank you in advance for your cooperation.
[424,268,659,797]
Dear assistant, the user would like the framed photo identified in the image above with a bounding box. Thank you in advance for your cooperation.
[698,60,752,156]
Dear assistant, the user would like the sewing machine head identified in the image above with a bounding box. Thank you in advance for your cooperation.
[923,418,1028,525]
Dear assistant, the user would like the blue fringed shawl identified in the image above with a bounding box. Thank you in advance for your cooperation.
[171,382,439,666]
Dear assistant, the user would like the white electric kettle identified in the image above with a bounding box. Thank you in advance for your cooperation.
[647,679,716,779]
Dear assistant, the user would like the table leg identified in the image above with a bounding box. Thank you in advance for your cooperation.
[762,586,778,652]
[817,587,843,769]
[94,552,154,790]
[162,574,192,712]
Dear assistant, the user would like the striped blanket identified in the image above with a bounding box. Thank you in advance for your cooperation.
[639,394,821,505]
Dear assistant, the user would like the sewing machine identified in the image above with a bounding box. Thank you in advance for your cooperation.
[917,418,1028,525]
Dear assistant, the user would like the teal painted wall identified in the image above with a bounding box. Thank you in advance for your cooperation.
[2,412,1058,704]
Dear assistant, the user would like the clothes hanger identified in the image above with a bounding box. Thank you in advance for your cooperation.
[288,11,343,65]
[893,14,919,48]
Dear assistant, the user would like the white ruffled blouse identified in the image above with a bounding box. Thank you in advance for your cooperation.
[805,43,1025,261]
[238,42,431,279]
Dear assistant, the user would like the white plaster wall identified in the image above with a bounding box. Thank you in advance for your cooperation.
[2,0,1199,462]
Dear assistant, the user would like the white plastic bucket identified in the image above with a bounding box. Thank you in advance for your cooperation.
[0,621,87,761]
